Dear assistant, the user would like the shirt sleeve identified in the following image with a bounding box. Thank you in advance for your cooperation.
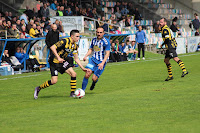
[54,39,67,49]
[90,39,95,49]
[163,29,170,39]
[104,39,111,51]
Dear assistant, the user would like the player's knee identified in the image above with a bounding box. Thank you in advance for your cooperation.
[71,72,76,77]
[85,71,92,78]
[51,79,57,84]
[92,76,98,82]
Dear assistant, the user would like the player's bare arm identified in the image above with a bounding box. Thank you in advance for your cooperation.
[74,54,88,72]
[83,48,93,61]
[98,50,110,70]
[50,45,65,63]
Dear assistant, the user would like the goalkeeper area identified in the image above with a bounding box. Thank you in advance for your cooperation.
[0,51,200,133]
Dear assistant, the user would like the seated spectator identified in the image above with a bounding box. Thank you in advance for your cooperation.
[56,6,64,16]
[29,24,41,38]
[119,42,128,61]
[50,0,58,11]
[127,41,138,61]
[2,49,24,71]
[0,20,5,37]
[7,21,11,29]
[121,7,129,16]
[195,29,199,36]
[135,22,139,30]
[36,25,43,37]
[74,6,81,16]
[26,19,34,32]
[7,24,20,38]
[15,47,41,71]
[65,7,73,16]
[16,19,21,30]
[110,42,120,62]
[20,26,31,38]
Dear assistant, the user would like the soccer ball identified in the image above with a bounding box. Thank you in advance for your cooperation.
[75,88,85,98]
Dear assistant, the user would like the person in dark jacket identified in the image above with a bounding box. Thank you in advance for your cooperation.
[170,21,179,32]
[192,15,200,30]
[45,24,59,49]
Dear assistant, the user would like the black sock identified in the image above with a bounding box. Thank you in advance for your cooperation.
[90,80,97,90]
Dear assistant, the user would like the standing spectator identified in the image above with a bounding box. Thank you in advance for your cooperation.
[50,0,58,11]
[94,0,102,14]
[135,25,146,60]
[20,12,28,25]
[192,15,200,31]
[115,7,122,21]
[134,8,142,20]
[16,19,21,30]
[153,21,160,33]
[74,6,81,16]
[40,3,50,18]
[170,21,179,32]
[45,24,59,49]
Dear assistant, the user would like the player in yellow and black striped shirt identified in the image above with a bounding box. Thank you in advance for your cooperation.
[160,18,188,81]
[34,30,88,99]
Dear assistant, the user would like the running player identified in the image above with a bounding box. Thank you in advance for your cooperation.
[82,27,111,91]
[34,30,87,99]
[160,18,189,81]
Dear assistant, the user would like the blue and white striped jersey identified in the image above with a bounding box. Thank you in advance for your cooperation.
[90,37,111,62]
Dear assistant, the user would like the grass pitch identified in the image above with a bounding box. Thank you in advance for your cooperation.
[0,51,200,133]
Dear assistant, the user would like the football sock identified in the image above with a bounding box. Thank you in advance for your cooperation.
[39,80,53,89]
[70,77,76,93]
[177,60,187,72]
[82,77,88,91]
[90,80,98,90]
[166,63,173,78]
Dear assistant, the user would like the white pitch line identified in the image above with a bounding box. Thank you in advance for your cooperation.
[0,74,42,81]
[0,52,199,80]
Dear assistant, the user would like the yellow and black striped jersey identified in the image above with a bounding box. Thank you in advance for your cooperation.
[49,37,78,64]
[161,25,177,49]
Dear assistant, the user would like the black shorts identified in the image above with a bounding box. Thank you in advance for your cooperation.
[165,49,178,59]
[49,57,73,76]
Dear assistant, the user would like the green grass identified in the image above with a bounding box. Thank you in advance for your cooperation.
[0,51,200,133]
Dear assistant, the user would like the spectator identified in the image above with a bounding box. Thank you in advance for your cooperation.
[195,29,199,36]
[20,12,28,25]
[0,20,5,37]
[50,0,58,10]
[119,18,126,28]
[7,21,11,29]
[16,19,21,30]
[21,19,26,27]
[74,6,81,16]
[65,7,73,16]
[40,3,50,18]
[153,21,160,33]
[36,25,43,37]
[8,24,20,38]
[127,41,138,61]
[25,6,34,20]
[20,26,30,38]
[26,19,34,32]
[29,24,40,38]
[135,25,146,60]
[170,21,179,32]
[134,8,142,20]
[110,42,119,62]
[94,0,102,14]
[56,6,64,16]
[192,15,200,30]
[87,7,93,18]
[121,7,129,16]
[115,7,122,21]
[119,42,128,61]
[5,11,11,21]
[125,18,131,27]
[44,20,51,31]
[45,24,59,59]
[135,21,139,30]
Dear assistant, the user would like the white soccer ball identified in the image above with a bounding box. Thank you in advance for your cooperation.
[75,88,85,98]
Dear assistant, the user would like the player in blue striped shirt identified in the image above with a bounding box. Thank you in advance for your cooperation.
[82,27,111,91]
